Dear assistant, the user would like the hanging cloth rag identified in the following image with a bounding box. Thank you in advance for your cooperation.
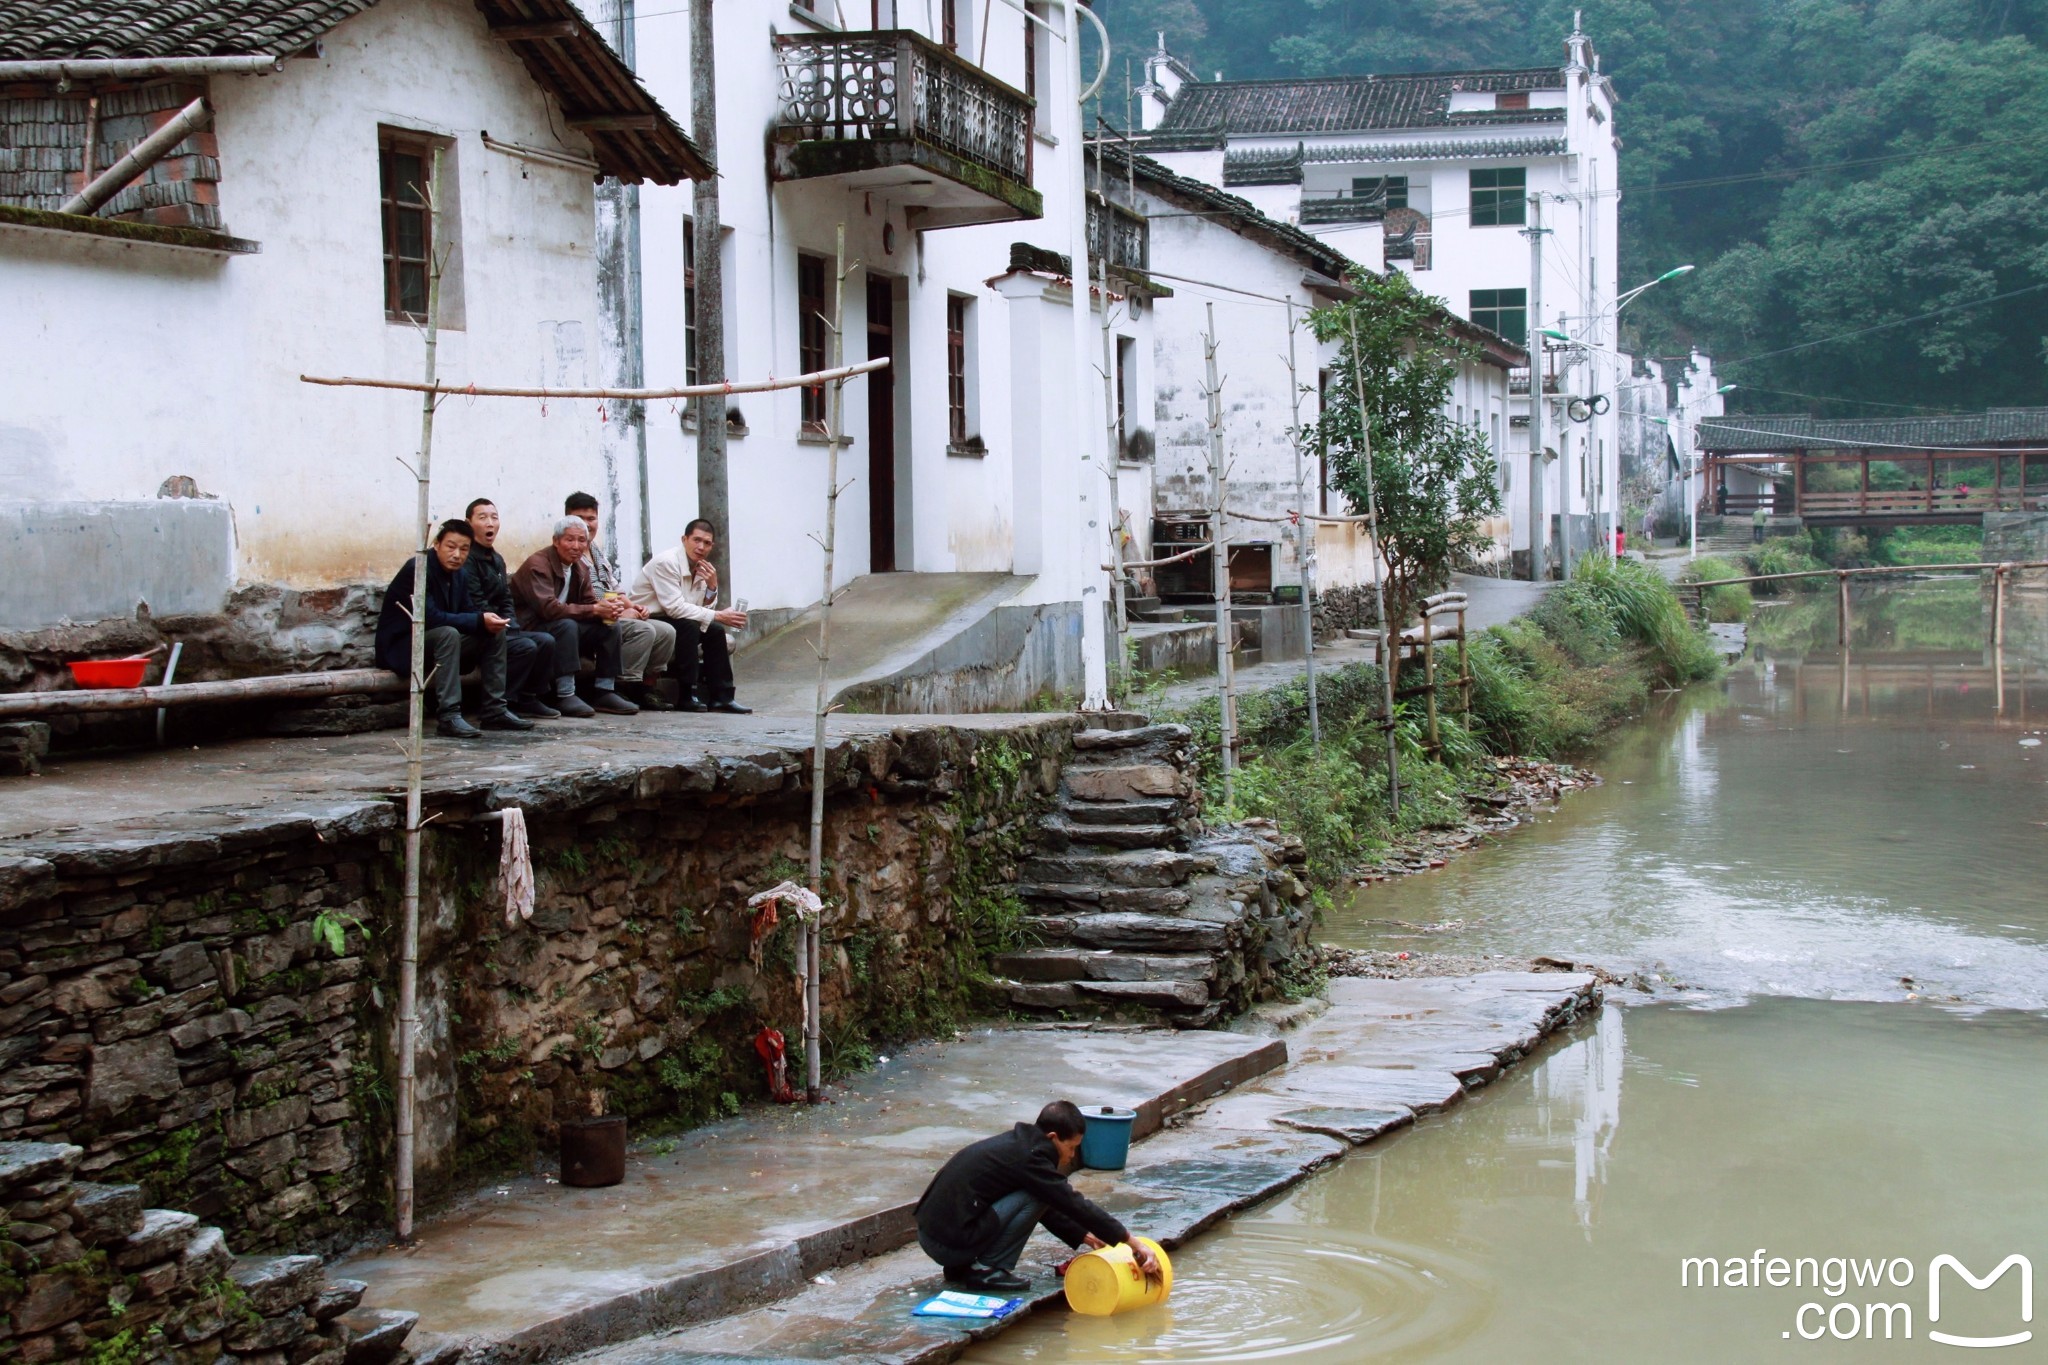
[746,880,823,1033]
[499,806,534,924]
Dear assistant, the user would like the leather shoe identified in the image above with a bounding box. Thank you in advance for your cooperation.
[629,684,677,712]
[709,700,753,715]
[944,1266,1029,1294]
[554,694,597,719]
[436,715,483,739]
[678,692,709,712]
[513,697,561,719]
[591,689,640,716]
[480,709,535,732]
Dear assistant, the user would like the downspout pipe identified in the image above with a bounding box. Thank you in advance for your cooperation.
[60,95,212,218]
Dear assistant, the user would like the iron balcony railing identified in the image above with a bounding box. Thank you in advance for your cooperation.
[774,29,1034,185]
[1087,194,1148,273]
[1508,368,1562,396]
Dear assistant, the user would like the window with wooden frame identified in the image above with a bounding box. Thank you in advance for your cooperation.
[1469,166,1526,227]
[380,135,435,322]
[683,218,699,387]
[798,253,827,428]
[946,295,969,445]
[1497,91,1530,110]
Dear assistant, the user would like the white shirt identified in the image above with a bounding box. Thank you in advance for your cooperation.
[629,546,717,625]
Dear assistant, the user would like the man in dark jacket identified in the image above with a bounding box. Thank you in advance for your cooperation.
[463,498,565,720]
[914,1100,1160,1293]
[375,520,541,738]
[509,517,636,717]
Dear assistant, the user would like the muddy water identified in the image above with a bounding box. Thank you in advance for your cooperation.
[972,579,2048,1363]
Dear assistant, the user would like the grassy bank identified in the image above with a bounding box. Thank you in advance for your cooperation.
[1165,557,1720,896]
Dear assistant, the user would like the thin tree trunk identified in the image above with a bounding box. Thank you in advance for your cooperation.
[396,146,446,1245]
[1346,315,1400,817]
[804,225,848,1103]
[1285,300,1319,753]
[691,0,729,589]
[1202,305,1237,806]
[1094,125,1128,699]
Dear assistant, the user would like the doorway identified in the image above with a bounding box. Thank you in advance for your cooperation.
[866,274,897,572]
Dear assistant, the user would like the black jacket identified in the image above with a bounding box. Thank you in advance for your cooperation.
[374,556,483,673]
[915,1122,1130,1253]
[464,541,517,619]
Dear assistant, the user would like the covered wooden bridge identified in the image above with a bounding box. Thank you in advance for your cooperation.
[1694,409,2048,527]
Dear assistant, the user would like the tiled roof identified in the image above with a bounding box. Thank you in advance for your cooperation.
[1696,410,2048,453]
[0,1,376,59]
[1156,69,1565,139]
[1116,149,1352,281]
[0,0,710,185]
[1220,134,1568,185]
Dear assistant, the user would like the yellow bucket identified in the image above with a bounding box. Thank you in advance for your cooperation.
[1062,1237,1174,1316]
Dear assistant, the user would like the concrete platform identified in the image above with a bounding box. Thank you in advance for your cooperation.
[580,971,1599,1365]
[335,1027,1285,1363]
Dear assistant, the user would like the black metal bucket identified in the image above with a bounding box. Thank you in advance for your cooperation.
[560,1115,627,1187]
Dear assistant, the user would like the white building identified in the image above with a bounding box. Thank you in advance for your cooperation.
[599,0,1146,700]
[1137,19,1625,578]
[1616,350,1726,543]
[0,0,709,635]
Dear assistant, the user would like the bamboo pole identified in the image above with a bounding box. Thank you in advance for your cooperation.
[1093,117,1129,699]
[1994,564,2008,714]
[1837,570,1850,649]
[1284,300,1320,753]
[0,668,401,718]
[1201,305,1237,806]
[394,146,446,1246]
[299,358,887,400]
[1345,315,1400,817]
[1457,605,1472,716]
[802,225,850,1104]
[1422,609,1439,754]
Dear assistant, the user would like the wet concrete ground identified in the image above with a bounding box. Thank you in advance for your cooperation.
[578,972,1597,1365]
[336,1027,1285,1361]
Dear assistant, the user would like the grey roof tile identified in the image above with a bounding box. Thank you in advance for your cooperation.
[1697,410,2048,452]
[1156,68,1566,139]
[0,1,378,59]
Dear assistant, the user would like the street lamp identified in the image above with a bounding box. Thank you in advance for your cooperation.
[1615,264,1695,314]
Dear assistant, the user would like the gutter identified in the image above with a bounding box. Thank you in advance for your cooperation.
[0,55,282,83]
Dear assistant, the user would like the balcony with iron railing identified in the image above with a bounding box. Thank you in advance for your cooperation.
[771,29,1041,228]
[1087,194,1148,274]
[1508,368,1563,396]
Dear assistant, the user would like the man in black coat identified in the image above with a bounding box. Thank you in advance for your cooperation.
[914,1100,1161,1293]
[374,520,541,738]
[463,498,565,719]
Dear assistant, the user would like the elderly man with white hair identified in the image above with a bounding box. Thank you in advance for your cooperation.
[510,516,636,716]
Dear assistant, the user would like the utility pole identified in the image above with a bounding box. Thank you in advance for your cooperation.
[691,0,729,589]
[596,1,647,572]
[1284,300,1320,752]
[1066,1,1110,709]
[1202,305,1237,806]
[1093,112,1129,698]
[1345,315,1400,817]
[1524,194,1549,582]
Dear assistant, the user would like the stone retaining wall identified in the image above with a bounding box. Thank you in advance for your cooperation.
[0,721,1076,1256]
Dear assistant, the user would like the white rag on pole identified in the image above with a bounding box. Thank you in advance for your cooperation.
[499,806,533,924]
[747,881,822,1034]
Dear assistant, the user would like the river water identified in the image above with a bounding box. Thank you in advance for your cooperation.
[973,579,2048,1362]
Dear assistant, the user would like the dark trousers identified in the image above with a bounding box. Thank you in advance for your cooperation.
[533,617,622,683]
[424,626,542,718]
[658,616,735,703]
[917,1192,1045,1273]
[504,629,557,703]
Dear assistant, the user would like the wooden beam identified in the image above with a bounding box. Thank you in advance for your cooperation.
[0,669,401,718]
[489,20,582,40]
[566,114,659,132]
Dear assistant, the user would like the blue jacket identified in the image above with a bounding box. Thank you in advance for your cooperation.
[375,556,483,674]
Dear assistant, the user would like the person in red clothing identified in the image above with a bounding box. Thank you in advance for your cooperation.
[914,1100,1161,1293]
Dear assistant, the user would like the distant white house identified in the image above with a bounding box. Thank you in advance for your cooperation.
[0,0,709,635]
[1137,19,1625,578]
[1616,351,1727,541]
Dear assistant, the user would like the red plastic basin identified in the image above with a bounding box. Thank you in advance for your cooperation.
[67,657,151,689]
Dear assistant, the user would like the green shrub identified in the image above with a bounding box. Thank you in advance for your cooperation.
[1745,541,1829,592]
[1687,555,1754,624]
[1572,555,1722,681]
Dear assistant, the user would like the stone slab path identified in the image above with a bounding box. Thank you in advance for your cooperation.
[580,971,1599,1365]
[336,1028,1285,1363]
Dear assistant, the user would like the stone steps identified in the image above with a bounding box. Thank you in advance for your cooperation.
[1035,817,1184,851]
[1059,796,1182,826]
[992,948,1215,983]
[1017,848,1195,888]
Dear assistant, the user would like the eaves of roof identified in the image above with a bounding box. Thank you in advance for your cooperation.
[1695,409,2048,452]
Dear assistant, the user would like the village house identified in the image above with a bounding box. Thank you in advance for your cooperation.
[610,0,1151,704]
[1089,147,1521,668]
[0,0,709,673]
[1134,19,1624,578]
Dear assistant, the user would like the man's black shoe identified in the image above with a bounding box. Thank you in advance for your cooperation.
[436,715,483,739]
[480,710,535,732]
[512,697,561,719]
[629,684,677,712]
[709,700,753,715]
[678,692,709,713]
[945,1266,1029,1294]
[554,694,598,719]
[591,690,640,716]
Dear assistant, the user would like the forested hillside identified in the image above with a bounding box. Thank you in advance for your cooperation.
[1101,1,2048,416]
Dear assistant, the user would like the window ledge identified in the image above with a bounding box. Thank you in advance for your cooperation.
[798,425,853,447]
[785,2,839,32]
[1035,129,1059,148]
[947,438,989,459]
[681,408,750,439]
[0,202,259,255]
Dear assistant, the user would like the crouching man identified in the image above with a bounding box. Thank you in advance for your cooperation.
[374,519,542,738]
[914,1100,1161,1293]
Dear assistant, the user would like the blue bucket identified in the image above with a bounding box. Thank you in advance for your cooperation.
[1079,1105,1137,1170]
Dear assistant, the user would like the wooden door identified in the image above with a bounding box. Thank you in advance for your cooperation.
[866,275,897,573]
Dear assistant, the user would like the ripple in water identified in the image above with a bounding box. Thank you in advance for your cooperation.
[986,1227,1487,1363]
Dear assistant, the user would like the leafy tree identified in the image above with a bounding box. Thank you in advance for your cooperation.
[1306,271,1502,635]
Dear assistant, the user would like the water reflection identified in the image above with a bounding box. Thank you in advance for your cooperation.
[1328,581,2048,1008]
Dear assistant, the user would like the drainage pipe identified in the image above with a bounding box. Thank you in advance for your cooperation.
[60,95,212,217]
[0,56,280,83]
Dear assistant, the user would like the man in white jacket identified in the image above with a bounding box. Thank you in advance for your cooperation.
[628,519,752,713]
